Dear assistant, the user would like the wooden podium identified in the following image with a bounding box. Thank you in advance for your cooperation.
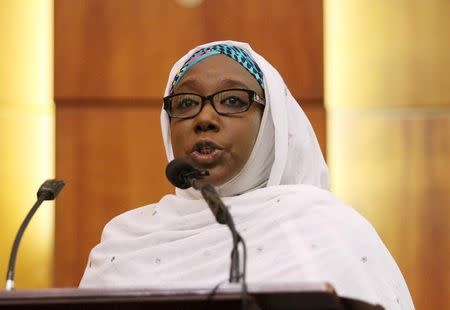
[0,283,383,309]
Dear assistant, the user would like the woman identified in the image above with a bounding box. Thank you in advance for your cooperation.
[80,41,414,309]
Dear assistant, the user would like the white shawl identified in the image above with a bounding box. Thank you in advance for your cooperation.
[79,41,414,310]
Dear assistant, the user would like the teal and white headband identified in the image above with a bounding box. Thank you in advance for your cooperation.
[169,44,265,94]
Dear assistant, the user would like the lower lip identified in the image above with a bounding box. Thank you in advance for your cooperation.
[190,149,223,165]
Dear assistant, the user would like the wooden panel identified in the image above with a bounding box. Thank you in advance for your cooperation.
[325,0,450,108]
[300,100,326,157]
[55,0,323,100]
[55,100,174,286]
[328,109,450,309]
[203,0,323,101]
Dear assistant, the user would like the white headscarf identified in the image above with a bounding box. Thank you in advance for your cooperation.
[80,41,414,310]
[161,40,328,198]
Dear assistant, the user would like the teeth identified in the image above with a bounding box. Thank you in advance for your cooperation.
[199,147,213,154]
[194,142,219,155]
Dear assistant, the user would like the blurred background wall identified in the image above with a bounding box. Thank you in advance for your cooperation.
[325,1,449,309]
[0,1,448,309]
[0,0,54,289]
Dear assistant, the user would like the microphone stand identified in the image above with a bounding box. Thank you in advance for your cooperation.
[192,181,254,309]
[6,195,46,290]
[5,179,64,290]
[191,181,242,283]
[165,159,255,308]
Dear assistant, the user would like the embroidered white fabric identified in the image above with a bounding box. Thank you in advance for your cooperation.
[79,41,414,310]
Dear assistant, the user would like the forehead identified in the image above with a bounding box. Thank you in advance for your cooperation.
[175,54,262,95]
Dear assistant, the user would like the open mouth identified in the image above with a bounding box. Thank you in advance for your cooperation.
[190,140,224,166]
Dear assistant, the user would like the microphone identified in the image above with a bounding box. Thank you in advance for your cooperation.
[166,159,227,224]
[5,179,65,291]
[165,158,209,189]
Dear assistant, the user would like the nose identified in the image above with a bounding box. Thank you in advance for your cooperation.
[193,100,220,133]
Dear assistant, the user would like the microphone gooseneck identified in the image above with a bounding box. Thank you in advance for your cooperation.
[5,179,65,291]
[166,159,254,309]
[165,159,245,282]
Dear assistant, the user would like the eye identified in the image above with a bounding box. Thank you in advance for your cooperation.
[174,97,200,110]
[221,96,247,108]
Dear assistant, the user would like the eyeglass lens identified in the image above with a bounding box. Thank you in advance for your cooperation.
[169,89,252,118]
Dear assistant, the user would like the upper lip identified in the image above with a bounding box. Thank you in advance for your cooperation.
[190,140,224,153]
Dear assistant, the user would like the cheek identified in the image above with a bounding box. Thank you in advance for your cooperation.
[170,122,187,157]
[233,111,263,161]
[247,108,263,143]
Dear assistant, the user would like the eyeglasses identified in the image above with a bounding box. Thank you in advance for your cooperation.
[163,88,265,119]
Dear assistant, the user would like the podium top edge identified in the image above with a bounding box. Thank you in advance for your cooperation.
[0,282,334,300]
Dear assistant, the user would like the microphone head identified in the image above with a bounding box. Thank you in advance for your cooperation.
[165,159,198,189]
[37,179,65,200]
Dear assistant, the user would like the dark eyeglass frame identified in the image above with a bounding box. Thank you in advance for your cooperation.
[163,88,265,119]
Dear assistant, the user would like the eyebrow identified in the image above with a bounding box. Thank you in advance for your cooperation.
[176,78,253,92]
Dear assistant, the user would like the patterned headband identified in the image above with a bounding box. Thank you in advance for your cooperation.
[169,44,265,94]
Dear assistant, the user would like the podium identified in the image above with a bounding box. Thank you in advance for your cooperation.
[0,283,383,309]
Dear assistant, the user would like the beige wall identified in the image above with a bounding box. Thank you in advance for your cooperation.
[0,0,54,288]
[325,1,450,308]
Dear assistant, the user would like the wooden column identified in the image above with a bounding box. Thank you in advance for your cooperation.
[325,1,450,308]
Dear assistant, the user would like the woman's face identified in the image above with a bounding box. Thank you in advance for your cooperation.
[170,54,264,186]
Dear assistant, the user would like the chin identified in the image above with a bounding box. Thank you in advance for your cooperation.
[197,176,224,187]
[198,169,230,187]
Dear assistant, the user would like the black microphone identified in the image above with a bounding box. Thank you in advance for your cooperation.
[165,158,209,189]
[5,179,65,291]
[166,159,228,224]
